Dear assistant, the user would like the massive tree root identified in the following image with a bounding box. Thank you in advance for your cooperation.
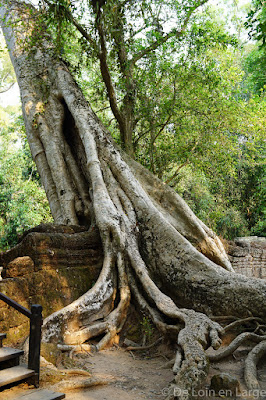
[244,341,266,391]
[1,2,266,398]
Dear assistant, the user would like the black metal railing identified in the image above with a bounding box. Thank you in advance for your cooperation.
[0,292,42,387]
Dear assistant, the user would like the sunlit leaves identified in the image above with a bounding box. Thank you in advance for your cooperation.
[245,0,266,46]
[243,45,266,95]
[2,0,264,240]
[0,108,52,250]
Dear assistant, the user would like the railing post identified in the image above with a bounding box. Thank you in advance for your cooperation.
[28,304,43,387]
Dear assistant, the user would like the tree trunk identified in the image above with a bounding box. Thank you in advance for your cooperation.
[1,2,265,398]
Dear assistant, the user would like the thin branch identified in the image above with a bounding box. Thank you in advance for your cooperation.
[110,2,136,144]
[134,77,177,146]
[134,117,170,146]
[42,0,98,52]
[0,81,15,93]
[134,115,173,146]
[1,72,10,82]
[149,79,178,148]
[165,161,190,185]
[68,15,98,52]
[130,0,208,66]
[165,140,199,185]
[130,30,179,66]
[97,21,125,131]
[127,23,149,42]
[151,113,173,146]
[95,103,111,113]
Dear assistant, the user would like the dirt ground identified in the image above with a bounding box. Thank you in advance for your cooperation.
[1,346,173,400]
[61,347,174,400]
[1,344,266,400]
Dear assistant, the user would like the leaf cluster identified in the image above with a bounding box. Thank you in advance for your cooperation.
[0,107,52,250]
[245,0,266,46]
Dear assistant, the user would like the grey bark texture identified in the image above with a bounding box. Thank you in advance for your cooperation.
[1,1,266,398]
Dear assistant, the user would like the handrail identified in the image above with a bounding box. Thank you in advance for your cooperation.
[0,292,42,387]
[0,292,31,318]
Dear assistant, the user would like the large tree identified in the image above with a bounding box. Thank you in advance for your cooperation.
[0,1,266,399]
[36,0,237,158]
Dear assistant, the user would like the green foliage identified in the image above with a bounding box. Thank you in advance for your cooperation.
[130,43,265,239]
[0,108,52,250]
[243,45,266,95]
[173,167,250,239]
[242,0,266,96]
[245,0,266,46]
[168,89,266,240]
[1,0,265,242]
[0,36,16,93]
[135,47,244,173]
[33,0,238,150]
[140,316,154,343]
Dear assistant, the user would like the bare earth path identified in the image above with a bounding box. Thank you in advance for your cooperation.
[1,346,266,400]
[1,348,173,400]
[65,348,174,400]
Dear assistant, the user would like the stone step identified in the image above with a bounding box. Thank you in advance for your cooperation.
[0,333,7,347]
[11,389,65,400]
[0,347,24,363]
[0,365,35,388]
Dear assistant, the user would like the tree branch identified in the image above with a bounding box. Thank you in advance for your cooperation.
[97,21,125,132]
[42,0,98,53]
[165,161,190,185]
[130,30,179,66]
[134,115,173,146]
[149,79,178,147]
[130,0,208,66]
[165,140,199,185]
[0,81,15,93]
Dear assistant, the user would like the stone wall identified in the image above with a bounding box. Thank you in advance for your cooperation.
[0,226,103,344]
[228,237,266,279]
[0,227,265,344]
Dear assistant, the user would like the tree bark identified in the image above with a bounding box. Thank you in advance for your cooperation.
[1,1,266,398]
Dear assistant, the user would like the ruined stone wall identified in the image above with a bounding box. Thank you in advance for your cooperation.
[1,228,265,344]
[228,237,266,279]
[0,226,103,344]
